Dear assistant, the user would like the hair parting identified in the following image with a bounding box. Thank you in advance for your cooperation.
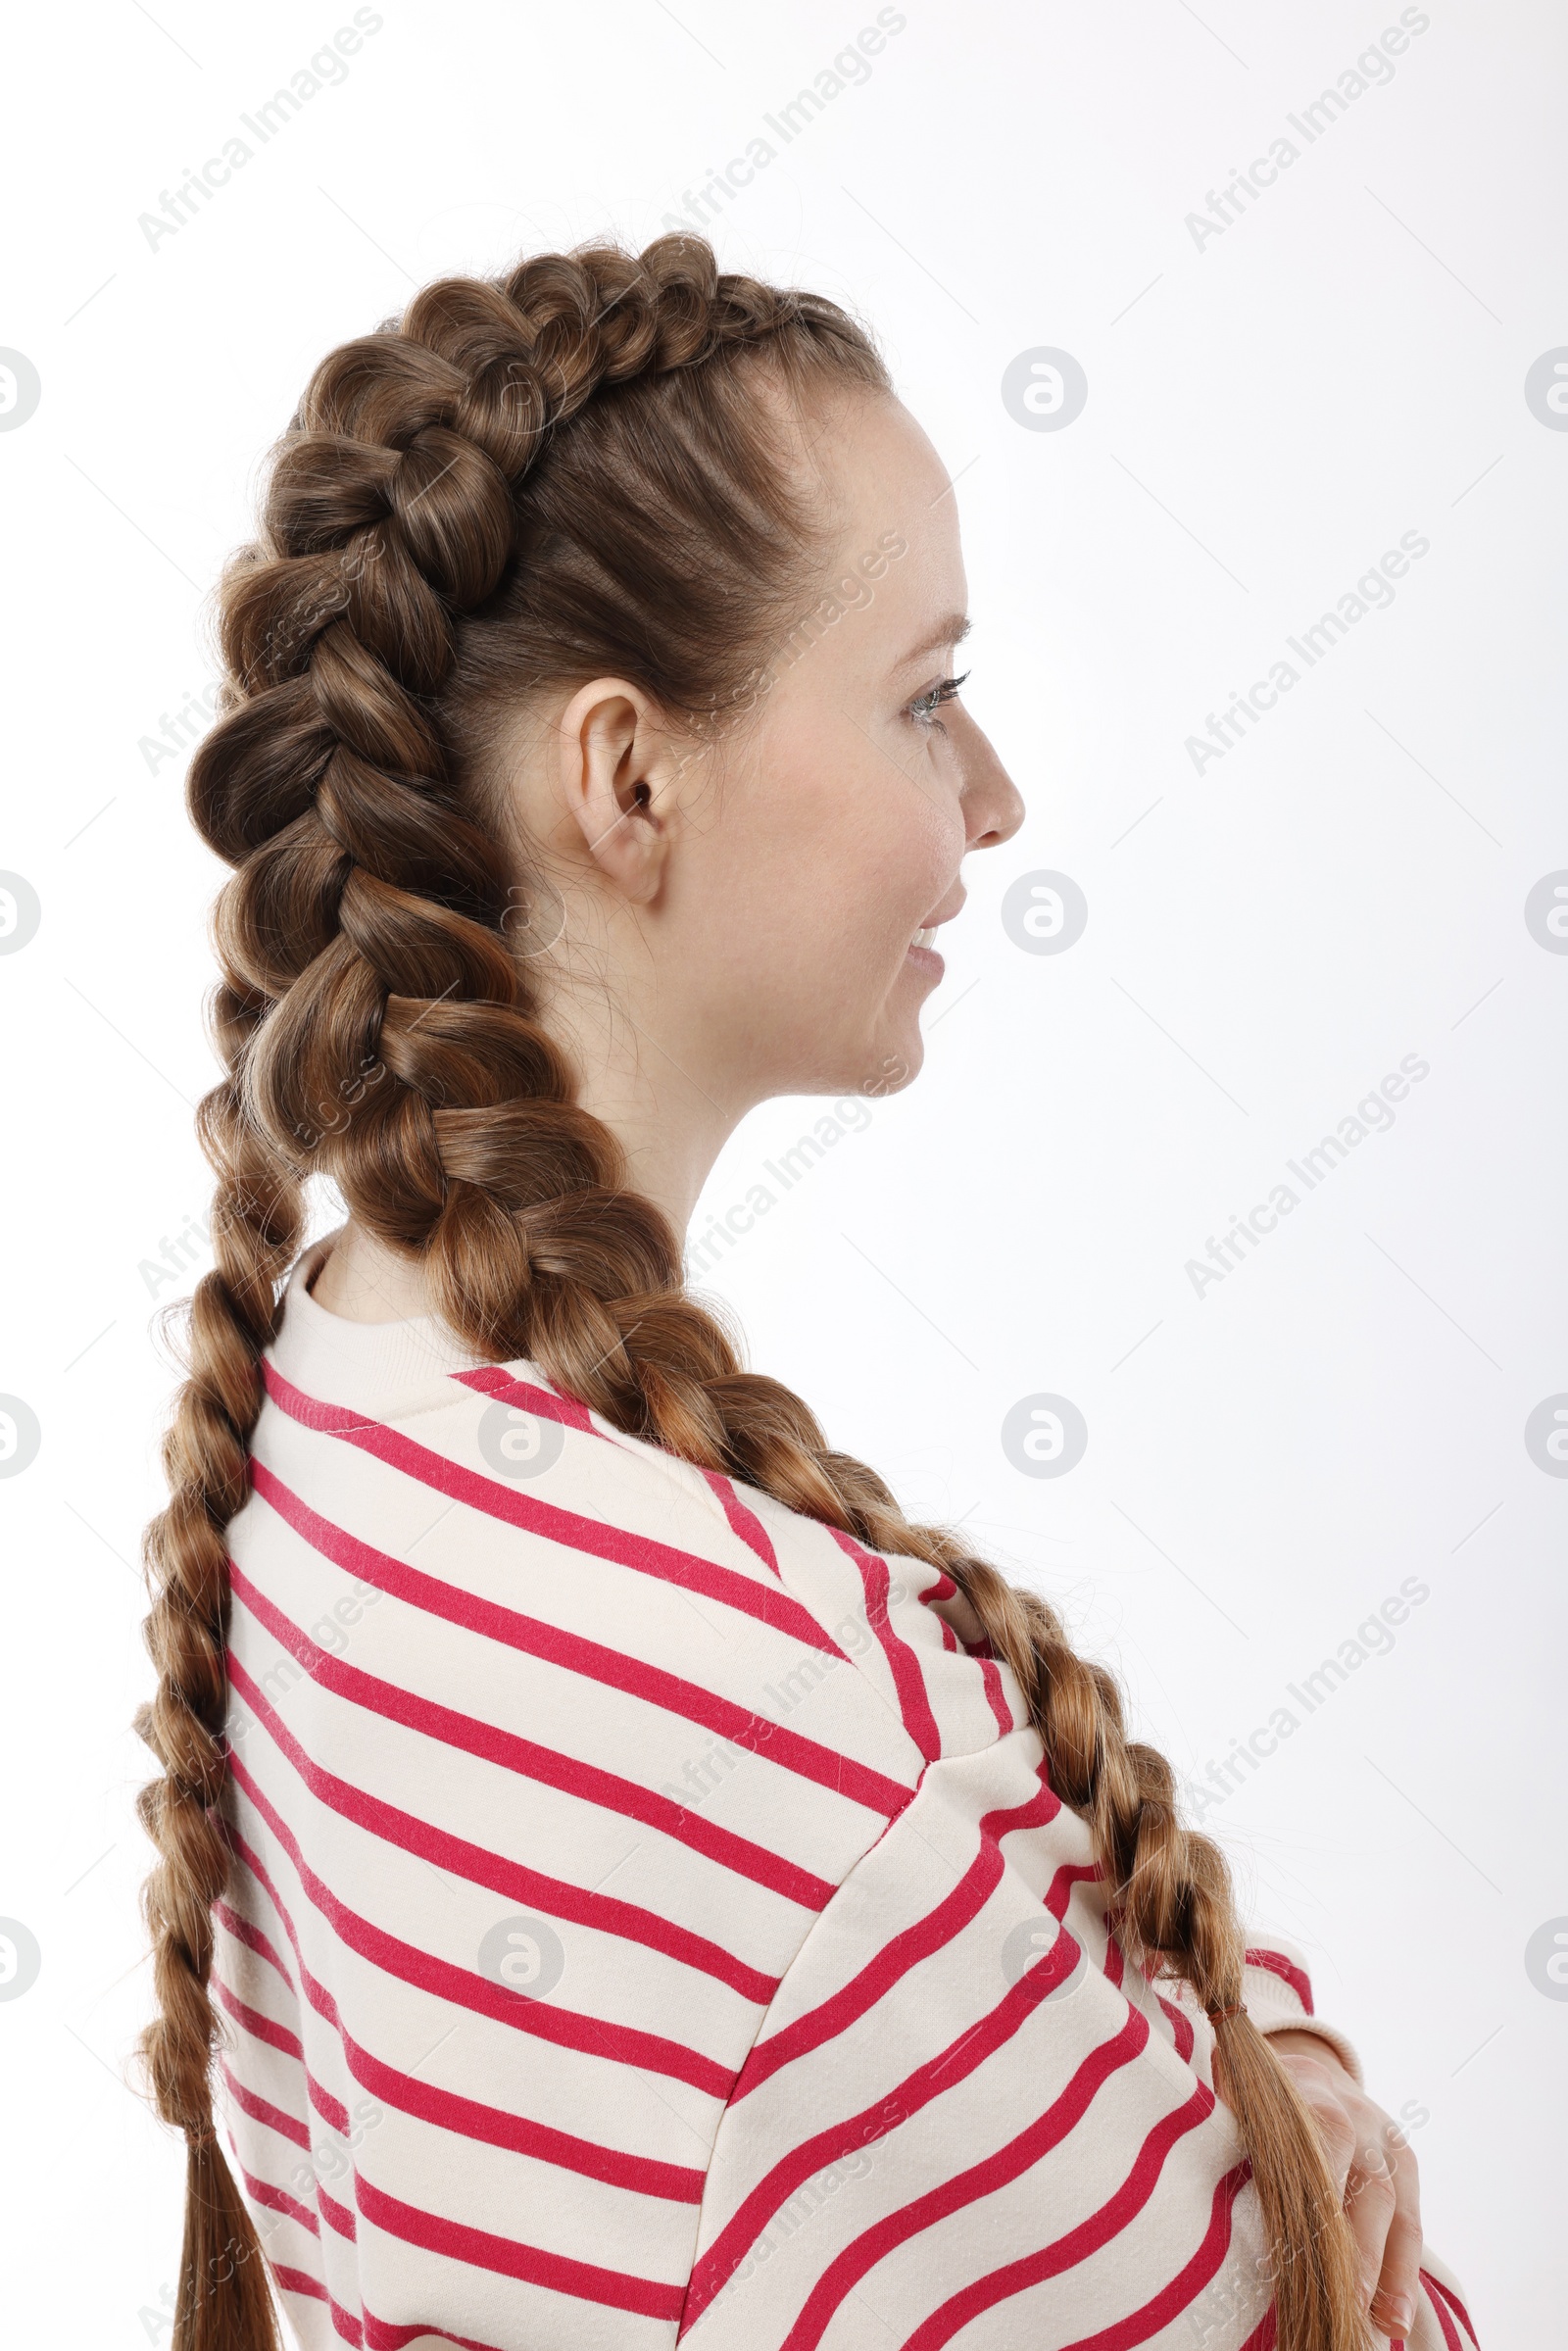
[135,231,1368,2351]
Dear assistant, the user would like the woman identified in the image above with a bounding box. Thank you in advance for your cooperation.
[135,236,1477,2351]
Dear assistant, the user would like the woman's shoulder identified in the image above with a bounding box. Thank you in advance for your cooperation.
[237,1256,1026,1812]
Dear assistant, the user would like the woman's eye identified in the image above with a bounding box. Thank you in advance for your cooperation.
[907,671,970,728]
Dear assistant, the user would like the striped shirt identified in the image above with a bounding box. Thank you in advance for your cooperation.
[214,1240,1479,2351]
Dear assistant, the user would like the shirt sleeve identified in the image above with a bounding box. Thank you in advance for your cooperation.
[1240,1930,1365,2082]
[681,1494,1276,2348]
[1235,1935,1485,2351]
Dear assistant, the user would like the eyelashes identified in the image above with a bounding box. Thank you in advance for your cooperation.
[906,669,970,729]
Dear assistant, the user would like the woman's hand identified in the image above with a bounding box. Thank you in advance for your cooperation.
[1267,2029,1423,2343]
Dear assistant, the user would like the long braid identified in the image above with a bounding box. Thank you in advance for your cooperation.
[134,1043,301,2351]
[137,235,1367,2351]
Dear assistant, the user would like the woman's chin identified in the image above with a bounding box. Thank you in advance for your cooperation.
[858,1021,923,1098]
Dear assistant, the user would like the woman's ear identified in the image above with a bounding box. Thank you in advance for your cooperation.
[554,678,678,906]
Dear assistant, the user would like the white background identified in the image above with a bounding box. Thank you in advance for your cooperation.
[1,0,1563,2339]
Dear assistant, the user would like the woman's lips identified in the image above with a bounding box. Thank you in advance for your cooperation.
[906,926,945,979]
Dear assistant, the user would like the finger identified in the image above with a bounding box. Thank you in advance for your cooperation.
[1342,2129,1398,2312]
[1368,2124,1424,2343]
[1275,2054,1355,2194]
[1288,2059,1410,2313]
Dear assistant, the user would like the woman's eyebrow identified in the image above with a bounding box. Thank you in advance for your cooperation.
[897,612,972,669]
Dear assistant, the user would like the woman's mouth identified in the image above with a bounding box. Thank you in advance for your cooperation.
[906,923,944,977]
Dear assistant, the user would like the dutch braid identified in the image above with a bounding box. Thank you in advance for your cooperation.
[135,235,1367,2350]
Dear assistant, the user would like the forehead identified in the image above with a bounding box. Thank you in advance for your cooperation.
[794,390,967,644]
[809,391,956,546]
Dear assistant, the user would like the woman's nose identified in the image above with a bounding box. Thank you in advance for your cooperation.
[959,709,1026,849]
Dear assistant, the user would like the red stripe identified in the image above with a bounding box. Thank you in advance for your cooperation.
[262,1359,843,1658]
[1244,1945,1314,2016]
[362,2310,512,2351]
[361,2311,514,2351]
[318,2180,358,2240]
[681,1923,1091,2325]
[919,1579,959,1653]
[703,1469,780,1577]
[1155,1990,1196,2064]
[1421,2274,1463,2351]
[829,1526,943,1763]
[315,2285,551,2351]
[230,1558,835,1912]
[227,1646,779,2004]
[225,1826,702,2203]
[220,1829,365,2147]
[215,1895,294,1988]
[733,1799,1086,2104]
[327,2299,363,2349]
[912,1579,1019,1732]
[333,2309,362,2347]
[352,2170,685,2320]
[451,1364,602,1436]
[212,1961,352,2136]
[779,2041,1204,2351]
[1239,2314,1276,2351]
[274,2261,588,2351]
[339,2016,705,2203]
[1423,2272,1480,2349]
[211,1969,305,2066]
[225,1750,733,2097]
[272,2262,331,2307]
[235,2158,319,2235]
[977,1652,1016,1736]
[903,2156,1252,2351]
[220,2057,311,2153]
[247,1458,912,1822]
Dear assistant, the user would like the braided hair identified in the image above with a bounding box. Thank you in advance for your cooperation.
[134,234,1368,2351]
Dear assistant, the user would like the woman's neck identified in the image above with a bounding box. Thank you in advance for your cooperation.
[306,1226,433,1322]
[308,1022,741,1325]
